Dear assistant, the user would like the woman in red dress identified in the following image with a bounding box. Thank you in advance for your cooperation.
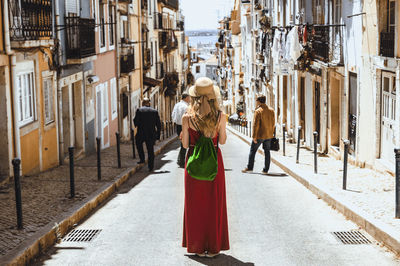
[181,77,229,258]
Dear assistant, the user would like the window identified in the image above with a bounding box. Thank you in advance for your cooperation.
[388,0,396,33]
[312,0,324,24]
[110,78,117,119]
[120,16,128,40]
[17,72,36,126]
[99,1,106,48]
[103,82,108,123]
[66,0,80,16]
[43,77,54,124]
[151,42,154,65]
[109,5,115,47]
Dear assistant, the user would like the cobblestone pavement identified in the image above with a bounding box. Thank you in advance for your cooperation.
[0,136,176,259]
[230,125,400,232]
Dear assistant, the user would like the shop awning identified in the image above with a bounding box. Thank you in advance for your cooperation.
[143,76,162,87]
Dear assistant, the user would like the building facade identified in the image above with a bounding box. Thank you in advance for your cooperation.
[0,0,188,180]
[220,0,400,173]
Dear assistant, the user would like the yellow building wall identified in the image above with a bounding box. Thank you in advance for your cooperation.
[21,129,40,175]
[38,49,59,171]
[41,126,58,170]
[0,6,3,53]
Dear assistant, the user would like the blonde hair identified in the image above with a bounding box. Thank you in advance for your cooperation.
[188,95,222,138]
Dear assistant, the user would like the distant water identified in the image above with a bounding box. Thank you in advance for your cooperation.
[188,35,218,48]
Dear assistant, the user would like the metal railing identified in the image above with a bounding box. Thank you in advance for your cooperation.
[142,48,151,70]
[159,0,179,10]
[159,31,178,52]
[65,17,96,59]
[312,25,344,65]
[380,32,395,57]
[120,46,135,74]
[8,0,53,41]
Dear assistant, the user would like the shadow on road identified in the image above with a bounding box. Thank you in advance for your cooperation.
[187,254,254,266]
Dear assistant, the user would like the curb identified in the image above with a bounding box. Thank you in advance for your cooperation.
[228,127,400,256]
[2,136,178,266]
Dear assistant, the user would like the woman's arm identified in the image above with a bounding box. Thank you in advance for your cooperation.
[218,112,227,145]
[181,114,190,149]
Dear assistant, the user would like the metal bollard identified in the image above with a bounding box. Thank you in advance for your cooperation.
[246,121,248,136]
[131,128,136,159]
[313,131,318,174]
[12,159,23,229]
[395,148,400,218]
[296,126,301,164]
[282,124,286,156]
[161,122,164,140]
[116,132,121,168]
[69,147,75,198]
[170,121,173,136]
[96,137,101,181]
[343,140,350,190]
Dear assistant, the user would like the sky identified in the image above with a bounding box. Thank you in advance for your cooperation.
[181,0,235,31]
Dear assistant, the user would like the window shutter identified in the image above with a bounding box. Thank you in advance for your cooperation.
[66,0,80,15]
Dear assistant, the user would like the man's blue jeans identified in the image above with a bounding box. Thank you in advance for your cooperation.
[247,139,272,172]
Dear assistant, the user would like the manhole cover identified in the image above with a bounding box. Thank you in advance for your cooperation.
[63,229,102,242]
[332,231,371,244]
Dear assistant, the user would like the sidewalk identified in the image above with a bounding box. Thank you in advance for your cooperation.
[0,135,177,265]
[228,125,400,256]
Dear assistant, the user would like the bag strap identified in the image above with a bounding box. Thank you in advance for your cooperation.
[189,117,202,133]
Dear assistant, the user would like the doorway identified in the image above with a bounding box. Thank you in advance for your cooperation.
[314,81,321,144]
[299,76,305,140]
[330,77,340,147]
[348,72,358,154]
[380,72,396,164]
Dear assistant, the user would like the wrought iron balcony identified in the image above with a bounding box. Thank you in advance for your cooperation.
[159,31,178,52]
[8,0,53,41]
[159,0,179,10]
[156,62,164,79]
[65,17,96,59]
[154,13,178,31]
[143,48,151,70]
[120,47,135,74]
[164,72,179,97]
[380,32,395,57]
[311,25,344,65]
[177,20,185,31]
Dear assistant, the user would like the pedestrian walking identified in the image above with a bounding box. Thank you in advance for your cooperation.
[172,92,190,168]
[242,95,276,174]
[181,77,229,258]
[133,98,161,171]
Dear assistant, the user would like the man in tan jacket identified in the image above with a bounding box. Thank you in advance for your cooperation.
[242,95,275,174]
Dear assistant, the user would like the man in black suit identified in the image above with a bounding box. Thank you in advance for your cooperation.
[134,98,161,171]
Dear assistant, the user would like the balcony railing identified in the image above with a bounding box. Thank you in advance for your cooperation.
[65,17,96,59]
[156,62,164,79]
[120,46,135,74]
[159,31,178,52]
[380,32,395,57]
[154,13,178,30]
[164,72,179,97]
[177,20,184,31]
[159,0,179,10]
[143,48,151,70]
[8,0,53,41]
[311,25,344,65]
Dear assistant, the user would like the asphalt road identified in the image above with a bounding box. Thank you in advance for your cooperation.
[37,132,400,266]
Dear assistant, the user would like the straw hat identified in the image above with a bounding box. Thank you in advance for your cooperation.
[188,77,220,117]
[188,77,220,100]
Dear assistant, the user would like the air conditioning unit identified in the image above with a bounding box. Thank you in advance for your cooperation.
[128,4,134,14]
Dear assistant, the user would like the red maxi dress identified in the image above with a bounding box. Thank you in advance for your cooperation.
[182,128,230,254]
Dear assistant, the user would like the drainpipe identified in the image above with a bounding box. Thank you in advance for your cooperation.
[115,0,122,135]
[54,0,64,163]
[4,0,21,163]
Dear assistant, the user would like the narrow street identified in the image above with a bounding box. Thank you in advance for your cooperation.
[36,132,399,266]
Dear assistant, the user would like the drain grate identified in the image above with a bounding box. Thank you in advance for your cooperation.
[63,229,102,242]
[332,231,371,245]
